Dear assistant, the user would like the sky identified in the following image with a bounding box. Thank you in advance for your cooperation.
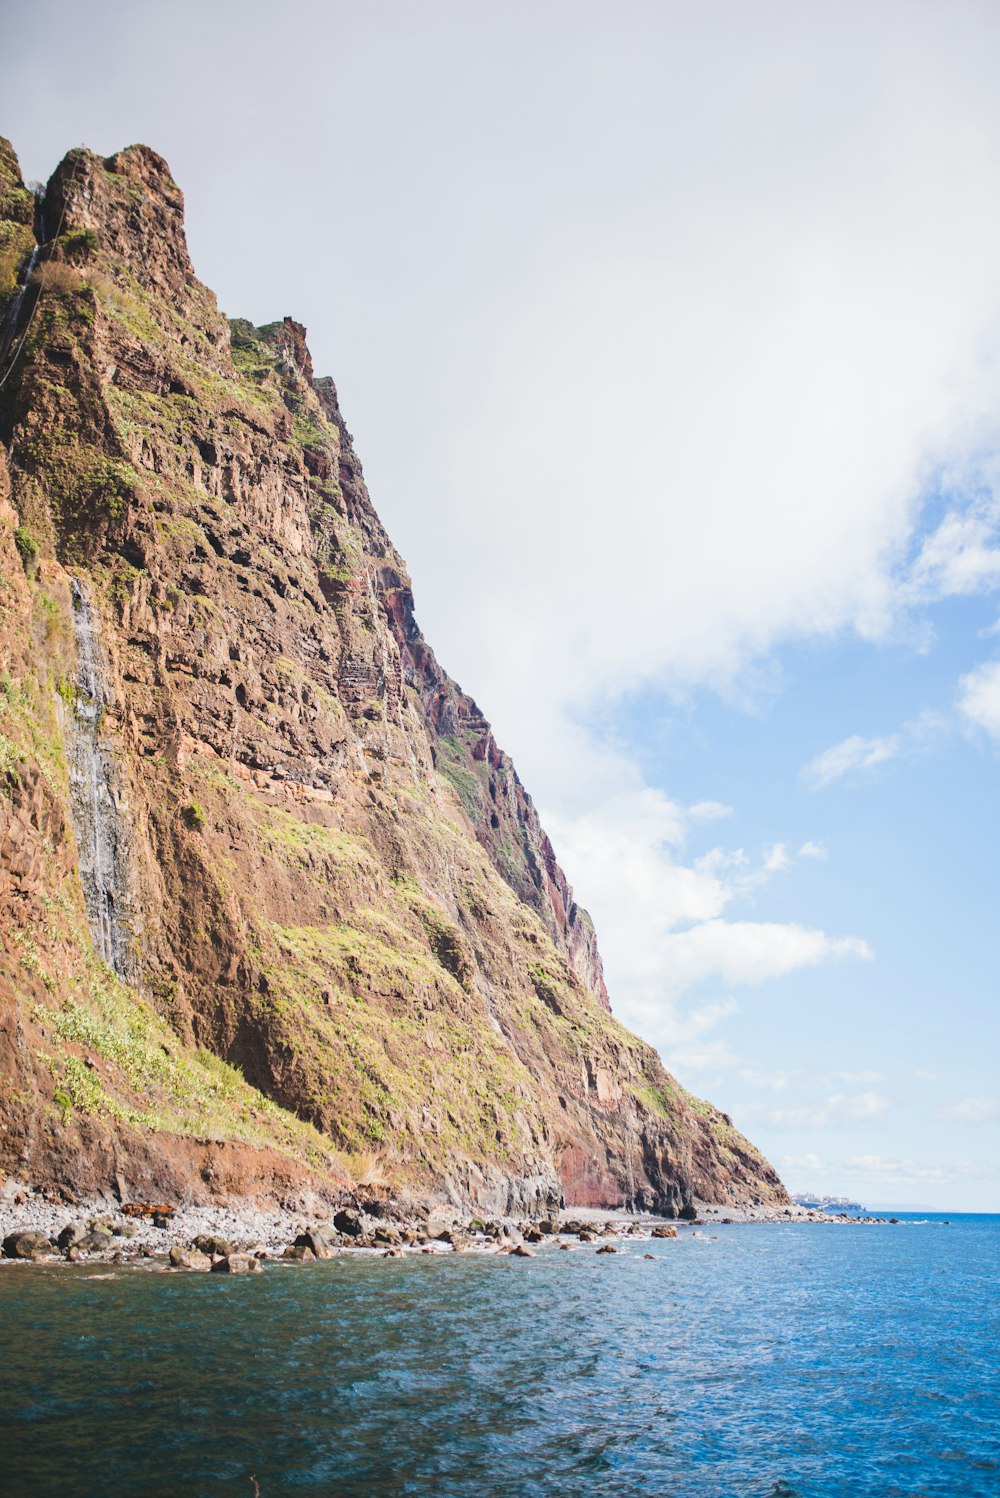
[7,0,1000,1209]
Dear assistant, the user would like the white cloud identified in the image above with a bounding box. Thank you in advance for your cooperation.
[650,998,742,1074]
[778,1152,825,1176]
[740,1090,888,1129]
[778,1151,998,1201]
[908,499,1000,602]
[798,841,828,860]
[545,787,870,1061]
[763,843,792,874]
[829,1092,890,1122]
[740,1068,795,1093]
[394,7,1000,780]
[802,734,901,789]
[935,1096,1000,1122]
[801,710,949,789]
[658,921,871,992]
[688,801,734,825]
[957,659,1000,738]
[844,1152,997,1183]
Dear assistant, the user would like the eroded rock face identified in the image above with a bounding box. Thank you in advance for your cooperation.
[0,136,788,1216]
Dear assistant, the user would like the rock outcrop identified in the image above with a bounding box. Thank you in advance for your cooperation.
[0,137,787,1216]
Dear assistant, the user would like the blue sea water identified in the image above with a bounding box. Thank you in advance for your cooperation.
[1,1214,998,1498]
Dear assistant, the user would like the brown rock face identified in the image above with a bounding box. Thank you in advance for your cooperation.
[0,138,788,1216]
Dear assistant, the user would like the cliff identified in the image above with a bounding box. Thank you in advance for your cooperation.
[0,137,787,1216]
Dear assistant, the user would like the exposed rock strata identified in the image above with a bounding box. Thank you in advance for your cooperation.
[0,137,787,1217]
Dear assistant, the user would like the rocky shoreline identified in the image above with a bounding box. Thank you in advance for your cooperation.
[0,1181,906,1274]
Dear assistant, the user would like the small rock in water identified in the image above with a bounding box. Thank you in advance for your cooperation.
[596,1244,618,1255]
[168,1245,211,1272]
[283,1244,316,1262]
[643,1253,655,1259]
[212,1253,262,1274]
[651,1225,678,1240]
[293,1228,336,1260]
[510,1244,534,1257]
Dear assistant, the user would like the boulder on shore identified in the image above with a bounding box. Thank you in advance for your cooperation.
[193,1234,233,1258]
[79,1230,113,1252]
[294,1228,337,1260]
[333,1210,363,1237]
[651,1225,678,1239]
[3,1229,53,1260]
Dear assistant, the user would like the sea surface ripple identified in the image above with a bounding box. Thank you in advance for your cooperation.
[1,1214,998,1497]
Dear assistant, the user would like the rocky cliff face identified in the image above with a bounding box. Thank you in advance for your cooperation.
[0,138,787,1215]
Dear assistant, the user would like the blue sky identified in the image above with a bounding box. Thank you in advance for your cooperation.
[7,0,1000,1207]
[584,602,1000,1207]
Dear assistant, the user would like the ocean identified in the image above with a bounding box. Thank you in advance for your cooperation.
[1,1214,997,1497]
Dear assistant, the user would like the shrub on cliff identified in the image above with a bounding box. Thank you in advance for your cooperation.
[182,801,206,832]
[13,526,38,568]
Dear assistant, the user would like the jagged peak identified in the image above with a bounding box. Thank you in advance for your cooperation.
[0,135,23,190]
[266,316,315,386]
[39,142,225,347]
[0,136,34,229]
[105,143,182,193]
